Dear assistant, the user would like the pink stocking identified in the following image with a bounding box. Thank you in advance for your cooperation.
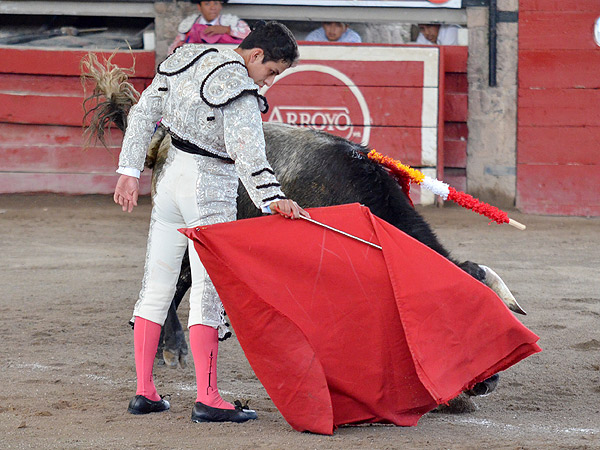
[133,317,162,402]
[189,324,234,409]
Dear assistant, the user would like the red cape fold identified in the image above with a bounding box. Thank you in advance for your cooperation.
[180,203,541,435]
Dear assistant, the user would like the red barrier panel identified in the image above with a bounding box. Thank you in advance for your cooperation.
[0,44,469,201]
[517,1,600,215]
[0,47,154,195]
[0,47,155,77]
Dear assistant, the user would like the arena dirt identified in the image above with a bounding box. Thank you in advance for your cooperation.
[1,194,598,449]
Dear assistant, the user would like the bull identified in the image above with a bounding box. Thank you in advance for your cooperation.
[82,53,522,408]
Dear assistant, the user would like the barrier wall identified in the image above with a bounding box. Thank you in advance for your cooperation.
[0,44,467,204]
[517,0,600,215]
[265,43,442,205]
[0,47,155,194]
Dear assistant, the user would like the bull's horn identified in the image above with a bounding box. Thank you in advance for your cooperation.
[479,265,527,315]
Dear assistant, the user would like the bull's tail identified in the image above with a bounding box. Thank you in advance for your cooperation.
[80,52,139,147]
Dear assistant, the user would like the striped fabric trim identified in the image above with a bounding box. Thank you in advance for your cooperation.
[256,182,281,189]
[252,168,275,177]
[262,194,287,203]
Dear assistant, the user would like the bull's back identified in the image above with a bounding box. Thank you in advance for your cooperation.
[237,123,450,258]
[237,123,378,216]
[238,125,409,223]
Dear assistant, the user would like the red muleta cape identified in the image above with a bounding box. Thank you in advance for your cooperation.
[180,203,541,435]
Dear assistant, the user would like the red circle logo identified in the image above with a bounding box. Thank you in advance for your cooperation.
[263,64,371,146]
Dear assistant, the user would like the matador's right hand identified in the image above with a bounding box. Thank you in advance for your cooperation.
[114,174,139,213]
[269,199,310,220]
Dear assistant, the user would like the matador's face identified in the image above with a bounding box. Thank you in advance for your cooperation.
[246,51,290,88]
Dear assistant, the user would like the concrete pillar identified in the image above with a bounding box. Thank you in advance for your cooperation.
[154,1,196,65]
[466,1,518,207]
[353,23,411,44]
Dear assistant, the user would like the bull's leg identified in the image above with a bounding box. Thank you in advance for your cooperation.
[433,374,501,415]
[162,300,188,368]
[160,250,192,368]
[433,393,477,414]
[172,249,192,310]
[450,262,503,404]
[467,373,500,397]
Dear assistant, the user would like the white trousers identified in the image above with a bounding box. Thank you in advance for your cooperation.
[132,146,238,333]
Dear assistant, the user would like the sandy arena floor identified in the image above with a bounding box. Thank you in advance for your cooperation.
[1,194,598,449]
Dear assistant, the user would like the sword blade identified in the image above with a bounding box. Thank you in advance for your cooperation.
[299,215,382,250]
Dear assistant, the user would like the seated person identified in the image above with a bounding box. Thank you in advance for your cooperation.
[169,0,251,53]
[305,22,362,43]
[416,23,460,45]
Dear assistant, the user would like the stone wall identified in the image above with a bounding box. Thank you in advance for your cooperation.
[352,23,412,44]
[154,1,196,61]
[466,1,518,207]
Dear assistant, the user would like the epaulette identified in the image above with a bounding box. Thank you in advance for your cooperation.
[200,59,268,113]
[157,45,218,76]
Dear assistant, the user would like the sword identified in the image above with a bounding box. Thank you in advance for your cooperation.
[271,205,382,250]
[299,215,382,250]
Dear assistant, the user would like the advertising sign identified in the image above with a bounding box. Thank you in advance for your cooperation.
[262,44,442,204]
[229,1,462,8]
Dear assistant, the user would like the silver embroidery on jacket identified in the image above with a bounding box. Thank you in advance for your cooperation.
[202,62,257,108]
[119,44,284,209]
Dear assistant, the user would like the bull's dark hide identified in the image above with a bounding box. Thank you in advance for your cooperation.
[162,122,485,358]
[242,123,450,257]
[81,55,501,408]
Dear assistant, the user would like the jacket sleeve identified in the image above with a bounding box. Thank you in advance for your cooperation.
[221,94,286,210]
[118,73,168,173]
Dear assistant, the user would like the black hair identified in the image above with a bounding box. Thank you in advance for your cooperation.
[238,21,299,66]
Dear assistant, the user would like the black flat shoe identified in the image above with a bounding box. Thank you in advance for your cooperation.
[128,395,170,415]
[191,400,257,423]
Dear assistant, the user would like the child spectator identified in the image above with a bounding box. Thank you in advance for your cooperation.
[169,0,251,53]
[305,22,362,43]
[416,23,460,45]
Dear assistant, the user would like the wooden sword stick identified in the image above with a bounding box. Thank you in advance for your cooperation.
[299,215,382,250]
[272,205,382,249]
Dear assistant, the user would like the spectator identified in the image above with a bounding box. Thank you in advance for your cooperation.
[169,0,250,53]
[305,22,362,43]
[416,23,460,45]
